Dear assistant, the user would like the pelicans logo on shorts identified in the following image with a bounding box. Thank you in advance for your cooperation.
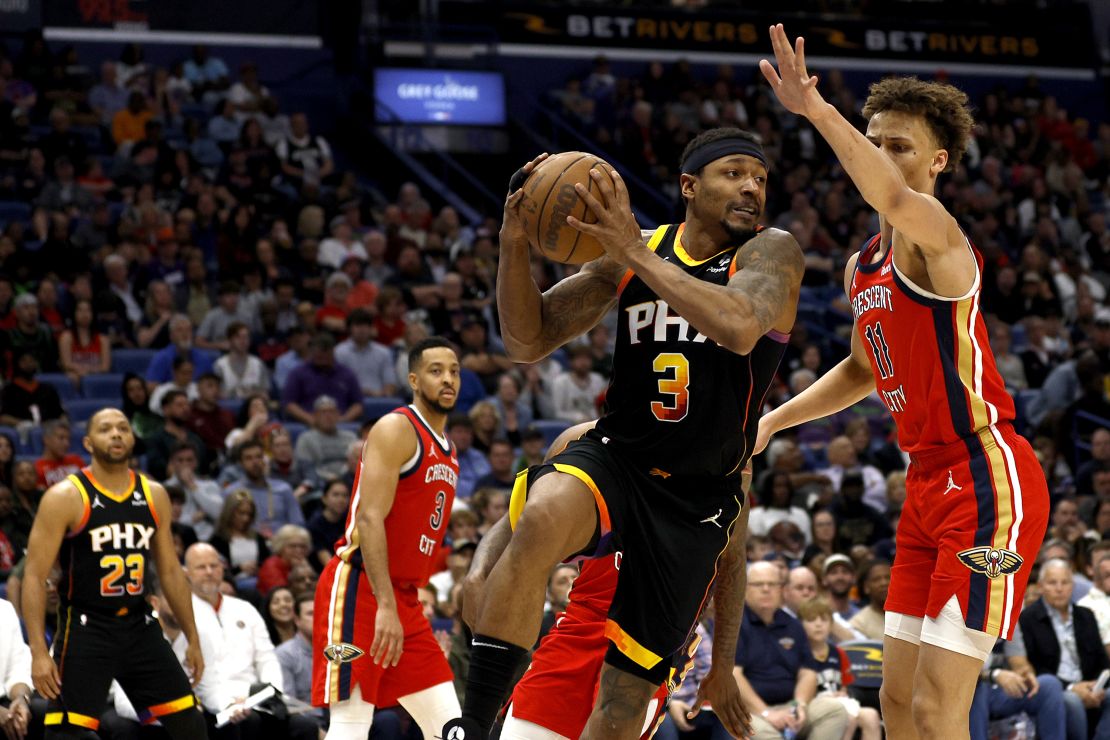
[323,643,365,665]
[957,546,1024,579]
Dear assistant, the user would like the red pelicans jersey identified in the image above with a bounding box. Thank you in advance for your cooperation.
[333,406,458,586]
[849,233,1015,453]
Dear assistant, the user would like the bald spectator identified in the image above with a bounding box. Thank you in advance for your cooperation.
[183,543,317,739]
[735,561,849,740]
[335,309,397,397]
[782,566,819,619]
[282,333,363,425]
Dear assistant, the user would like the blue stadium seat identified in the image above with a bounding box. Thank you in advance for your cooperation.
[66,399,109,422]
[219,398,244,416]
[284,422,307,443]
[532,419,572,447]
[38,373,79,401]
[0,201,31,226]
[83,373,124,400]
[25,426,43,457]
[112,349,157,376]
[363,396,405,422]
[69,423,87,453]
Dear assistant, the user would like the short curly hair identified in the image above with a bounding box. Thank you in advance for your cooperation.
[862,77,974,171]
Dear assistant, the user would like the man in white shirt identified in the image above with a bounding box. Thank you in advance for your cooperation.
[184,543,317,739]
[214,322,271,400]
[334,309,397,397]
[0,598,34,738]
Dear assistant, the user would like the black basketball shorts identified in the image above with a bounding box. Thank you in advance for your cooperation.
[46,606,197,733]
[508,430,743,684]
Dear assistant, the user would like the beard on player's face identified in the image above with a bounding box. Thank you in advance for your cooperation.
[719,220,758,244]
[91,444,133,465]
[417,385,456,416]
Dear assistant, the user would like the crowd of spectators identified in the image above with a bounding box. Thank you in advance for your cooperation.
[0,28,1108,740]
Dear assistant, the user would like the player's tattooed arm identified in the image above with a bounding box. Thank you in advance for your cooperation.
[497,253,623,363]
[725,228,805,349]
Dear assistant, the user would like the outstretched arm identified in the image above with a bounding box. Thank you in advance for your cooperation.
[760,24,960,254]
[497,155,623,363]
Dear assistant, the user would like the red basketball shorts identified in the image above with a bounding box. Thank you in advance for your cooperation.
[311,557,452,708]
[887,423,1049,640]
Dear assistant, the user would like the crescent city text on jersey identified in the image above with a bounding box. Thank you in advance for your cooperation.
[425,463,458,487]
[851,285,894,320]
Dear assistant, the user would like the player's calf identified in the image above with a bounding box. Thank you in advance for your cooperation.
[582,664,658,740]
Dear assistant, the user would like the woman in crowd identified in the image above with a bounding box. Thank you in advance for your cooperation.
[803,508,839,568]
[210,489,270,580]
[136,280,176,348]
[121,372,162,441]
[468,400,501,456]
[257,524,312,595]
[262,586,297,646]
[59,298,111,384]
[749,470,812,544]
[224,393,282,453]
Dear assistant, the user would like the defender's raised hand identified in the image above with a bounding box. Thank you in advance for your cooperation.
[759,24,829,122]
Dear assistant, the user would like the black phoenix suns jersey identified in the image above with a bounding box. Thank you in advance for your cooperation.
[593,223,788,479]
[58,468,159,616]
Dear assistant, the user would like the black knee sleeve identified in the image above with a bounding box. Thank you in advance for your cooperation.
[159,706,208,739]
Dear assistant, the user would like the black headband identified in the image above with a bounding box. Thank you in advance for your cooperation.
[681,137,767,175]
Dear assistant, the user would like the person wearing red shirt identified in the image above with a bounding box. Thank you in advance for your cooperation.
[257,524,312,596]
[34,419,85,489]
[315,273,351,336]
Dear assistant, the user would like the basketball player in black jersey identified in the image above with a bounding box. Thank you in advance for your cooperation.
[444,128,804,740]
[22,408,206,738]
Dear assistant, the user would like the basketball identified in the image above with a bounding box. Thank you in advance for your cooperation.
[518,151,615,265]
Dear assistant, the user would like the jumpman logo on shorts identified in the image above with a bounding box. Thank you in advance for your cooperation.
[944,470,963,496]
[700,508,724,527]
